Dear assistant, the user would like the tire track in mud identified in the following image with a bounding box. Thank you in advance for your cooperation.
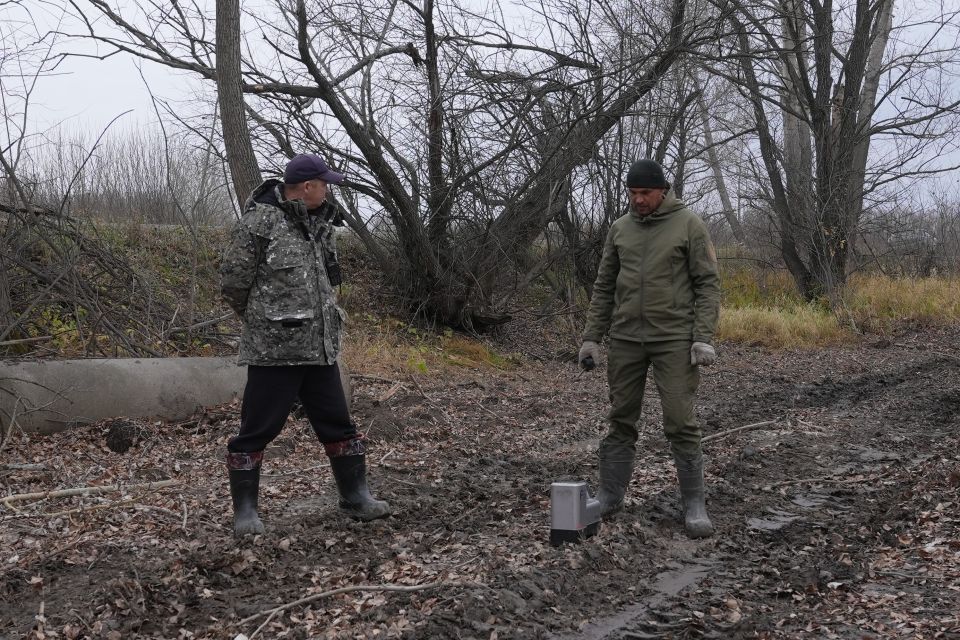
[551,345,960,639]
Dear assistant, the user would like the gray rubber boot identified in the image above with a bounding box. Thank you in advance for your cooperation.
[329,454,391,521]
[226,451,265,537]
[673,451,714,538]
[597,451,635,517]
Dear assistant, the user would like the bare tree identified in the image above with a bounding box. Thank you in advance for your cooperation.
[60,0,726,328]
[708,0,960,301]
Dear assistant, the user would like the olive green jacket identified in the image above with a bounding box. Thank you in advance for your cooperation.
[583,191,720,345]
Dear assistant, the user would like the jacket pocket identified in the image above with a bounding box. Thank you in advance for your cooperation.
[251,307,319,361]
[266,236,306,269]
[261,238,312,307]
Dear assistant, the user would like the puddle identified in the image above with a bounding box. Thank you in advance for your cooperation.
[855,448,903,463]
[747,507,801,531]
[791,493,830,508]
[549,560,715,639]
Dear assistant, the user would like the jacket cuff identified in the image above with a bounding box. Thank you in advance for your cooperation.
[692,336,713,345]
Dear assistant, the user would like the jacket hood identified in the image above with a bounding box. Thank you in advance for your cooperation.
[247,178,344,226]
[245,178,284,210]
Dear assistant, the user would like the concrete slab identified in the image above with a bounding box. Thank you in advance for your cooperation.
[0,357,247,434]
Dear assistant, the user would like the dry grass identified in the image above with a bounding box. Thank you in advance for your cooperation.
[339,316,518,378]
[845,274,960,331]
[717,269,960,348]
[717,305,851,348]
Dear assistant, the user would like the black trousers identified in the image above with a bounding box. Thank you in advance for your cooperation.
[227,363,356,454]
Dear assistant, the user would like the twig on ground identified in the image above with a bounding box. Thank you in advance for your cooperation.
[0,335,52,347]
[1,463,46,471]
[379,448,396,464]
[36,497,138,518]
[376,382,406,404]
[239,581,467,629]
[408,375,454,424]
[0,396,24,456]
[1,479,181,509]
[35,536,85,566]
[167,313,233,335]
[702,419,781,444]
[475,401,519,426]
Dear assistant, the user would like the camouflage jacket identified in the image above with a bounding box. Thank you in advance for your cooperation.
[220,179,345,366]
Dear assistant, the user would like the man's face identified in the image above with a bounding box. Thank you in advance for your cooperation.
[301,179,329,209]
[629,188,666,217]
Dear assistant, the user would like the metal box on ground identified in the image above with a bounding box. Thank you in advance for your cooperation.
[549,481,601,546]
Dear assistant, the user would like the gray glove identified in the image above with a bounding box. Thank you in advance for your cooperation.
[578,340,600,370]
[690,342,717,366]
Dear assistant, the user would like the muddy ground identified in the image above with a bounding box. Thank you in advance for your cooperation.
[2,327,959,639]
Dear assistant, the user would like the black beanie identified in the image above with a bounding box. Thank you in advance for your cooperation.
[626,159,669,189]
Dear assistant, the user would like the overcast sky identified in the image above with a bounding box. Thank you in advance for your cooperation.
[21,1,200,136]
[11,0,960,200]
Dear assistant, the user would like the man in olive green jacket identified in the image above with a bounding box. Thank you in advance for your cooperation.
[579,159,720,538]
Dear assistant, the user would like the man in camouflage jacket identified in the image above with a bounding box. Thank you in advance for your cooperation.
[220,153,390,537]
[579,159,720,539]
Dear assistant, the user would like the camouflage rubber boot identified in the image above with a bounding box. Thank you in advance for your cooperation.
[597,451,635,517]
[226,451,265,537]
[325,437,391,521]
[673,451,714,539]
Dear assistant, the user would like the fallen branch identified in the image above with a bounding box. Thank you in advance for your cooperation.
[1,463,46,471]
[408,375,454,424]
[1,479,180,509]
[376,382,406,404]
[167,313,233,335]
[702,419,781,444]
[35,497,138,518]
[240,581,466,631]
[0,335,52,347]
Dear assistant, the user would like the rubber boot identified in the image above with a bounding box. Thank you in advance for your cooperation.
[226,451,265,537]
[325,437,391,521]
[597,451,635,517]
[673,451,714,538]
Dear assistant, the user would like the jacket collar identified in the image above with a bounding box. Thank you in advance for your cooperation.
[632,189,684,223]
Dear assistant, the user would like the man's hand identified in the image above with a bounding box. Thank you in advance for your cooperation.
[690,342,717,366]
[578,340,600,370]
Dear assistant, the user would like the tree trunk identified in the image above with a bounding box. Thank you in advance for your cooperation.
[216,0,262,205]
[779,0,816,288]
[731,16,816,298]
[696,92,747,245]
[846,0,894,235]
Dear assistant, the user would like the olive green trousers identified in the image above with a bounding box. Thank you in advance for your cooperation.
[601,338,702,460]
